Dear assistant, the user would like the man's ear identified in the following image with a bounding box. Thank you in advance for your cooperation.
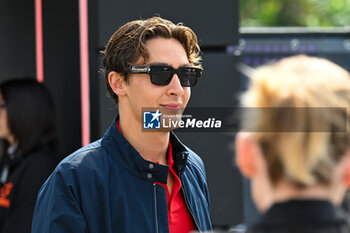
[235,132,260,178]
[108,71,127,96]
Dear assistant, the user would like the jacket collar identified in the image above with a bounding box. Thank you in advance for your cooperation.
[101,117,189,184]
[259,200,346,226]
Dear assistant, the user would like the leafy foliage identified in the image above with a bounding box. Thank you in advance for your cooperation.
[240,0,350,27]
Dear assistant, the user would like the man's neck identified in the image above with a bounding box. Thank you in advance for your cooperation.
[119,115,170,165]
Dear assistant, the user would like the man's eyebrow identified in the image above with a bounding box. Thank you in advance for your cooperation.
[148,62,191,67]
[148,62,168,66]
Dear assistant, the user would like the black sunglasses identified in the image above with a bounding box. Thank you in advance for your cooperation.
[130,65,202,87]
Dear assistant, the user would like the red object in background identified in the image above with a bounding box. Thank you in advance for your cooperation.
[0,182,13,208]
[35,0,44,83]
[79,0,90,146]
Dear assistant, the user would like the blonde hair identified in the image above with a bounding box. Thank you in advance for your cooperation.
[241,55,350,187]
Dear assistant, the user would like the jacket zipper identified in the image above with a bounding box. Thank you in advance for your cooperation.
[181,176,201,231]
[153,183,159,233]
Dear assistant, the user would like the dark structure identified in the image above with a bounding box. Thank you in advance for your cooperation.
[3,0,349,229]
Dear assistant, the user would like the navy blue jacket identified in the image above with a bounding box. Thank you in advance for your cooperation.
[32,119,212,233]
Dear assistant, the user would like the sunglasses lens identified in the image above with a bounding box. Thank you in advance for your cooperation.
[146,65,201,87]
[150,66,173,85]
[179,68,199,87]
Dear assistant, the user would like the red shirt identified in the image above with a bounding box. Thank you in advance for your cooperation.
[116,121,195,233]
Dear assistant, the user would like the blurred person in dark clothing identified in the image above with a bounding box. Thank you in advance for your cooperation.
[235,55,350,233]
[0,78,58,233]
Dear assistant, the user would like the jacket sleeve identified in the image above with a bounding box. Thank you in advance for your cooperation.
[187,150,211,211]
[31,165,87,233]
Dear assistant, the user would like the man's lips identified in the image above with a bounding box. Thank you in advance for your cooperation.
[160,104,182,110]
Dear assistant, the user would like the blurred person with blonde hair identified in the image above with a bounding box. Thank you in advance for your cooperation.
[235,55,350,233]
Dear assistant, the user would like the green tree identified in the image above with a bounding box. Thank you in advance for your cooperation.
[241,0,350,27]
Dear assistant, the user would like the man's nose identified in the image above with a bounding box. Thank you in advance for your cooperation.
[167,74,184,96]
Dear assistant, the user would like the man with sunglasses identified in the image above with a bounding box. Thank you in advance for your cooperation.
[32,17,212,233]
